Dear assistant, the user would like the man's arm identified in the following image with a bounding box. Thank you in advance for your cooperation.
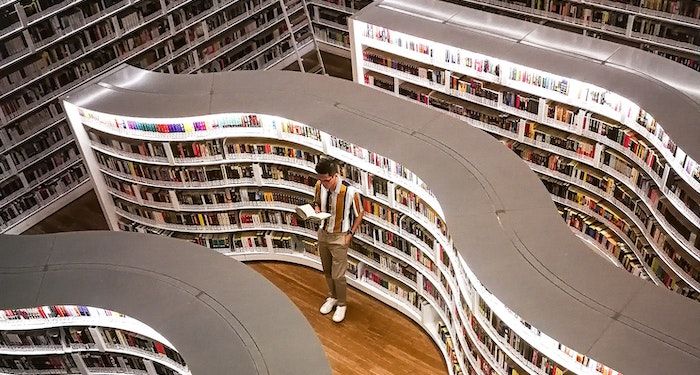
[346,191,364,243]
[313,181,321,213]
[350,210,364,235]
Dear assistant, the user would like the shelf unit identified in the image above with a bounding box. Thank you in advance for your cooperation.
[0,305,190,375]
[306,0,371,58]
[0,0,331,234]
[349,16,700,302]
[446,0,700,72]
[64,105,630,375]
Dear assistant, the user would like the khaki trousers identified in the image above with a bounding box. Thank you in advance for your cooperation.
[318,229,348,306]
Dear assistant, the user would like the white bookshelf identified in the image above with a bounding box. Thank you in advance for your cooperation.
[63,100,637,375]
[452,0,700,72]
[0,0,327,234]
[0,305,190,375]
[350,16,700,302]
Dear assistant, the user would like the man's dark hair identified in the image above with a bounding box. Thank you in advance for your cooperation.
[315,158,337,175]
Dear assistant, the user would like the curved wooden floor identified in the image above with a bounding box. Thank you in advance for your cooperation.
[23,190,446,375]
[250,262,447,375]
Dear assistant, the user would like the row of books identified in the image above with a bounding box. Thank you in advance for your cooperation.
[509,66,569,96]
[363,199,401,226]
[173,141,223,158]
[102,327,184,365]
[423,277,450,314]
[363,24,433,56]
[563,188,634,239]
[449,76,500,102]
[454,312,501,375]
[437,323,465,375]
[508,141,576,176]
[363,51,444,84]
[364,73,394,91]
[81,109,262,133]
[466,301,529,374]
[502,91,540,115]
[23,145,79,185]
[278,120,322,141]
[566,210,625,260]
[5,106,63,144]
[363,45,691,213]
[259,164,315,187]
[525,122,596,158]
[395,186,445,234]
[602,151,647,187]
[361,269,419,308]
[444,50,500,77]
[358,221,438,274]
[97,153,223,183]
[663,241,700,282]
[0,165,87,229]
[546,104,576,125]
[510,142,697,284]
[226,143,319,164]
[558,183,700,287]
[8,125,70,167]
[0,306,122,321]
[352,243,418,283]
[116,199,238,226]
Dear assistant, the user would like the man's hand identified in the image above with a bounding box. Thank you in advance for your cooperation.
[344,233,352,247]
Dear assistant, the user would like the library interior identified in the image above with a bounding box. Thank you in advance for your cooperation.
[1,0,699,375]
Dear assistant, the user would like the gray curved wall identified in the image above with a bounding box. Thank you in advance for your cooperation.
[0,231,331,375]
[59,66,700,375]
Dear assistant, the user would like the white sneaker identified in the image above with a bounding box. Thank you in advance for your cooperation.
[332,305,347,323]
[319,298,337,315]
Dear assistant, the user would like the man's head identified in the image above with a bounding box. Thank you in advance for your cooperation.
[316,158,338,190]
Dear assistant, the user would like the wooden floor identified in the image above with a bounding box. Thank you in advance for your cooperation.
[21,191,447,374]
[23,190,109,234]
[250,262,446,375]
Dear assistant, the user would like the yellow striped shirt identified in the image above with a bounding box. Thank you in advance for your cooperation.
[314,178,363,233]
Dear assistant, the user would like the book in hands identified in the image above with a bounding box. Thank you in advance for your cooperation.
[296,204,331,221]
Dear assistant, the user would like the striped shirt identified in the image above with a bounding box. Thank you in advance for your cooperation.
[314,178,363,233]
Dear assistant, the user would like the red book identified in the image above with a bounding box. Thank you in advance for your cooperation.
[153,341,165,354]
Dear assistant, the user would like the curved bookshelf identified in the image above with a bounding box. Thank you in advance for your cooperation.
[353,16,700,301]
[61,66,700,375]
[0,232,332,375]
[71,107,626,375]
[0,305,190,375]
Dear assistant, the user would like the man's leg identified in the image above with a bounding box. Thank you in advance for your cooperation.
[327,235,349,322]
[318,231,338,315]
[329,242,348,306]
[318,233,336,299]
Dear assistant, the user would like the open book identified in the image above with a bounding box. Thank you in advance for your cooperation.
[296,204,331,221]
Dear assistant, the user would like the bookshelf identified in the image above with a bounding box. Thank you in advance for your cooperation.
[0,231,333,375]
[446,0,700,72]
[60,65,700,375]
[67,103,639,375]
[0,0,347,234]
[306,0,371,58]
[0,305,189,375]
[349,3,700,303]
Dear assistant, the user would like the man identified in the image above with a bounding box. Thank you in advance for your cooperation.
[313,158,364,323]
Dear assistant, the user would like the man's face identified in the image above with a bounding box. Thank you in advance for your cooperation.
[318,173,336,190]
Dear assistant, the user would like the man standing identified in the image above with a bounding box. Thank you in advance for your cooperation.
[313,158,364,323]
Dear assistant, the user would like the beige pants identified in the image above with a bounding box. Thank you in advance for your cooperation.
[318,229,349,306]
